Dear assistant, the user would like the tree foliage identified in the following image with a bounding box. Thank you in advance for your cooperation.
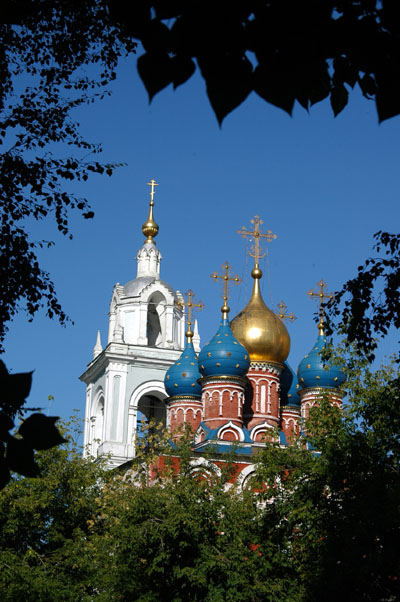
[108,0,400,124]
[0,1,136,349]
[327,230,400,361]
[0,359,66,489]
[1,356,399,601]
[0,415,107,601]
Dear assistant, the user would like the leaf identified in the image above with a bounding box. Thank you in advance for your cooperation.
[330,83,348,117]
[137,52,173,101]
[200,54,252,124]
[0,367,33,409]
[19,414,66,450]
[171,55,196,89]
[0,412,14,440]
[376,82,400,123]
[5,437,40,477]
[253,64,295,115]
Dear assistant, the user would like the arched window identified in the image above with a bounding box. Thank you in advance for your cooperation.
[146,291,166,347]
[136,394,167,438]
[91,395,104,457]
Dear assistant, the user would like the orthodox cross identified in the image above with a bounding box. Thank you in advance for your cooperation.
[210,261,241,319]
[147,178,159,203]
[181,289,205,342]
[237,215,277,267]
[307,279,334,333]
[276,301,296,323]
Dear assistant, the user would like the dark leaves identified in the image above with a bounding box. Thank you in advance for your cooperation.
[0,361,65,487]
[200,54,253,124]
[5,437,40,477]
[130,3,400,123]
[19,414,66,450]
[330,83,349,117]
[137,52,173,101]
[327,231,400,362]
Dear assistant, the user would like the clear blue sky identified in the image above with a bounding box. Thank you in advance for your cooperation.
[3,54,399,428]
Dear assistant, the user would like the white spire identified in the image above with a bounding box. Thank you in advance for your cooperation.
[193,319,201,353]
[93,330,103,359]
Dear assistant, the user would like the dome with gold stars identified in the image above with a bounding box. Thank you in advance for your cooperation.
[230,266,290,364]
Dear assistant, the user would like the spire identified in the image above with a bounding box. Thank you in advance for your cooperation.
[93,330,102,359]
[142,179,159,243]
[136,179,162,278]
[210,261,241,320]
[179,290,205,343]
[193,319,200,353]
[307,279,334,335]
[237,215,277,302]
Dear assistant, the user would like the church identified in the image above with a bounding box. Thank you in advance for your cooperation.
[80,181,345,476]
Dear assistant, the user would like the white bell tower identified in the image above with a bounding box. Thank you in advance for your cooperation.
[80,180,192,467]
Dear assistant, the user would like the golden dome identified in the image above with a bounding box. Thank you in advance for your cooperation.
[230,267,290,364]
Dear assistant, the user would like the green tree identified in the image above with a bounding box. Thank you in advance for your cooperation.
[0,416,108,601]
[93,440,300,602]
[255,353,400,602]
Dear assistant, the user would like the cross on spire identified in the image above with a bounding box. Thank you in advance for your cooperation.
[210,262,241,319]
[307,279,334,334]
[147,179,159,203]
[276,301,296,323]
[181,290,205,343]
[237,215,277,267]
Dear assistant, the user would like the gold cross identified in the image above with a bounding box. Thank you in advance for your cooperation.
[210,262,241,319]
[147,179,159,203]
[237,215,277,267]
[181,289,205,343]
[276,301,296,323]
[307,279,334,333]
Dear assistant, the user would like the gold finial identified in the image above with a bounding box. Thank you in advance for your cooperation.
[180,290,205,343]
[237,215,277,279]
[210,262,241,319]
[276,301,297,323]
[142,179,159,242]
[307,279,334,335]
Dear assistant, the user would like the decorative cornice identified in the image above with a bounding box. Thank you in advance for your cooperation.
[299,386,344,397]
[249,361,283,376]
[199,375,247,387]
[167,395,202,403]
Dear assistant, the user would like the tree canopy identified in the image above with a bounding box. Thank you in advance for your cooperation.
[109,0,400,124]
[1,354,399,601]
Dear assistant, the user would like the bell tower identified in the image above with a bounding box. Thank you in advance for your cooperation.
[80,181,192,467]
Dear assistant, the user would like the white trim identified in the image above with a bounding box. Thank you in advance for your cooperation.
[217,421,245,442]
[251,421,274,442]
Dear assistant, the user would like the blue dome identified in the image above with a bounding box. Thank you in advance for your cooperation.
[198,318,250,378]
[164,342,202,398]
[280,362,301,407]
[297,334,346,390]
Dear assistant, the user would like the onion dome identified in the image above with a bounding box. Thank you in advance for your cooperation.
[230,266,290,364]
[280,362,301,407]
[297,325,346,390]
[165,341,202,398]
[198,318,250,378]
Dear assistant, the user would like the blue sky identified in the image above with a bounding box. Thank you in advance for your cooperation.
[3,54,399,428]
